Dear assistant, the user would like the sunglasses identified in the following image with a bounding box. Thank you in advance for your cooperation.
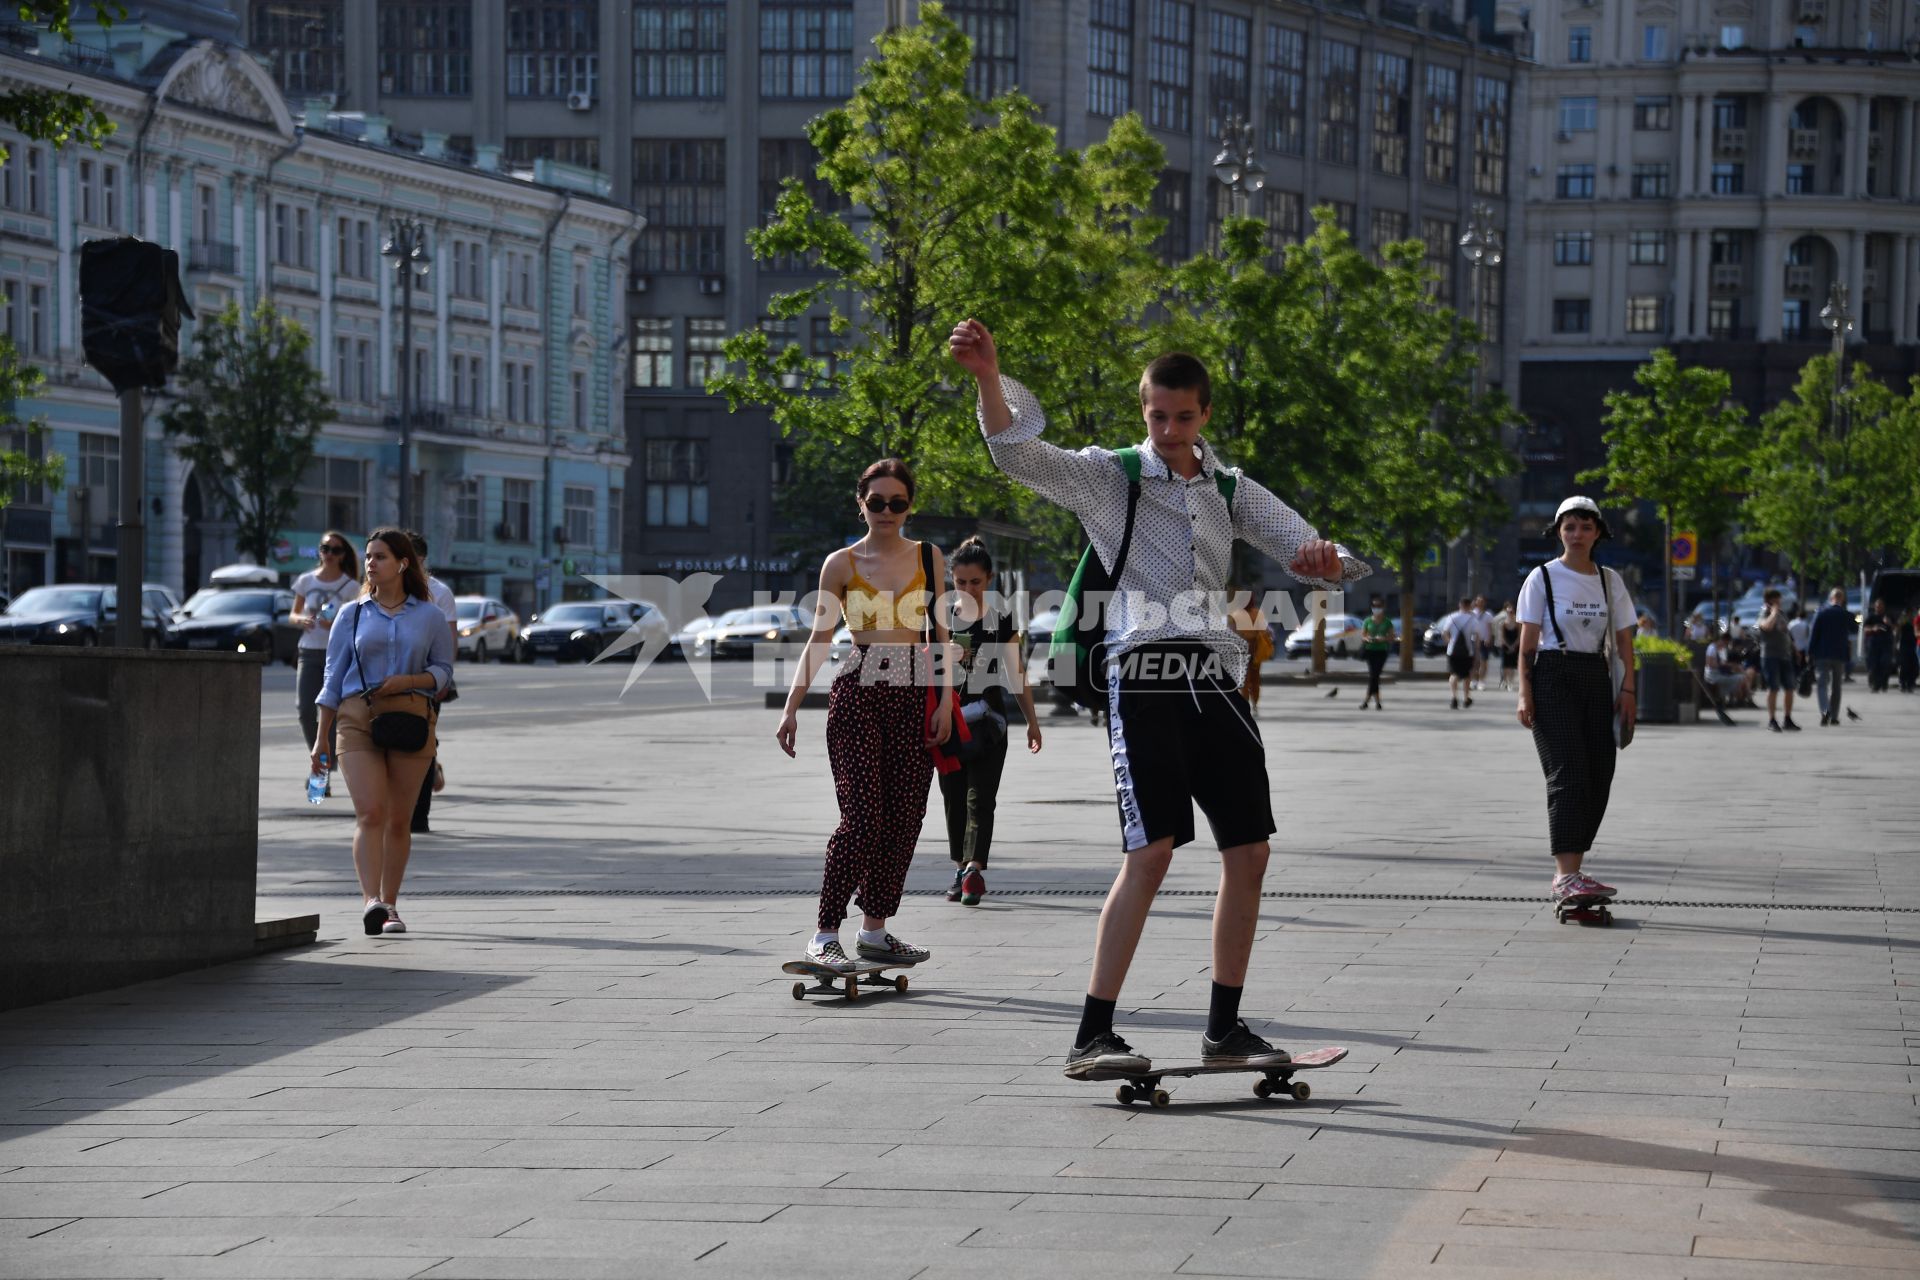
[323,544,350,555]
[863,496,911,515]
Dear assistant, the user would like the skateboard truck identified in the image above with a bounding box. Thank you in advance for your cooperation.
[1555,894,1615,927]
[1114,1068,1312,1109]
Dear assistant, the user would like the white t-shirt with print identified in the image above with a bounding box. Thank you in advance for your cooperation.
[427,576,457,624]
[292,569,359,651]
[1517,561,1636,654]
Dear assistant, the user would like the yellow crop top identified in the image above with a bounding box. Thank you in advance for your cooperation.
[842,541,932,633]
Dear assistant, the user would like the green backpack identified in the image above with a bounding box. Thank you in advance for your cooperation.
[1050,447,1238,709]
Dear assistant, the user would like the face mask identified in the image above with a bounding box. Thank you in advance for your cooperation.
[1371,608,1384,617]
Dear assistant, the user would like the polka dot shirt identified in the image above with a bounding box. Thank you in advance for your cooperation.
[980,375,1371,686]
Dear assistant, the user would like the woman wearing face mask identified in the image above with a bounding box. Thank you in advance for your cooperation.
[940,537,1042,907]
[1516,497,1637,905]
[777,459,952,971]
[1359,596,1392,710]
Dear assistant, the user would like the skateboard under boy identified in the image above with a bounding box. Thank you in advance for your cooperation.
[1554,892,1616,927]
[781,958,915,1002]
[1082,1045,1348,1107]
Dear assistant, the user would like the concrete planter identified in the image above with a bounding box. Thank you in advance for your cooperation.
[0,648,260,1010]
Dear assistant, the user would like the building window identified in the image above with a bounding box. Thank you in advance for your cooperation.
[633,140,726,273]
[1631,162,1671,198]
[1265,189,1303,261]
[501,478,532,541]
[333,335,374,402]
[1707,298,1739,337]
[1553,231,1593,265]
[1567,25,1591,63]
[450,352,486,412]
[0,144,46,214]
[1713,97,1747,131]
[506,1,597,98]
[1263,26,1305,156]
[607,486,624,546]
[1626,294,1665,333]
[453,476,483,541]
[570,369,587,429]
[1558,96,1597,134]
[450,239,486,300]
[379,2,473,96]
[1782,298,1809,339]
[506,136,602,169]
[195,182,217,241]
[634,0,726,99]
[76,158,122,229]
[1710,232,1744,265]
[1368,208,1407,259]
[949,0,1018,99]
[1472,75,1508,197]
[1371,52,1409,177]
[758,138,848,272]
[252,0,344,95]
[633,318,673,388]
[759,0,854,100]
[272,203,313,268]
[809,314,841,377]
[1421,217,1455,304]
[295,456,365,531]
[1552,298,1591,334]
[562,485,595,547]
[1641,24,1669,61]
[1632,95,1671,131]
[1423,65,1459,185]
[1317,39,1358,165]
[1711,162,1745,194]
[504,250,536,308]
[335,216,374,279]
[1147,0,1193,133]
[1720,25,1745,49]
[1786,164,1813,194]
[1628,230,1668,265]
[645,439,708,527]
[3,426,48,506]
[1088,0,1133,117]
[1152,169,1189,264]
[1556,163,1592,197]
[1205,10,1251,142]
[758,316,801,388]
[572,260,587,316]
[1,278,47,356]
[685,318,727,387]
[502,359,535,421]
[1327,200,1355,237]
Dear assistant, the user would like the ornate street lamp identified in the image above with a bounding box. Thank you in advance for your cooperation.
[381,218,431,531]
[1210,112,1266,223]
[1457,201,1504,400]
[1819,281,1853,432]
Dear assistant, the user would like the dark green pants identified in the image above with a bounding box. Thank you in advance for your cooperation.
[939,732,1007,867]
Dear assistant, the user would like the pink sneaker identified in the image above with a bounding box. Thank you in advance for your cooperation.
[1551,872,1616,901]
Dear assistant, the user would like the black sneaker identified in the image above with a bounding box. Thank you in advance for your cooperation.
[1063,1031,1150,1079]
[945,867,964,902]
[1784,718,1802,731]
[1200,1019,1292,1068]
[1769,719,1782,733]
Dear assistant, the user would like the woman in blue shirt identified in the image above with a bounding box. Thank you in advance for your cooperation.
[311,528,454,937]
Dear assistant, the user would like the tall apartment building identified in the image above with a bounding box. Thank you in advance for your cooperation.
[1497,0,1920,572]
[1,14,637,613]
[238,2,1525,603]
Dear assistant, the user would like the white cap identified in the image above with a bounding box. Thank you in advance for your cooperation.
[1553,496,1602,523]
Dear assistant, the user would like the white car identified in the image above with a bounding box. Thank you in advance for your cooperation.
[671,607,748,658]
[453,595,521,663]
[696,605,814,659]
[1282,614,1366,659]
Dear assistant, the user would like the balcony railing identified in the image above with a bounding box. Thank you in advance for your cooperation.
[1784,265,1814,293]
[382,401,546,446]
[187,240,237,274]
[1789,128,1821,159]
[1714,129,1746,156]
[1710,265,1744,291]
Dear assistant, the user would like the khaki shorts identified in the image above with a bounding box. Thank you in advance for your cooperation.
[335,695,438,760]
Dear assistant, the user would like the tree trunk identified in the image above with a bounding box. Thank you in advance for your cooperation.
[1399,544,1418,675]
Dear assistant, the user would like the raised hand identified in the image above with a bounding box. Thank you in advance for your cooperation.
[1288,539,1342,581]
[948,318,999,381]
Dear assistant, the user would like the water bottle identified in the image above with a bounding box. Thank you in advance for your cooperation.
[319,600,338,624]
[306,754,329,805]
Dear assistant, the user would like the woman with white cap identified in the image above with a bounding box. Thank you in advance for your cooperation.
[1515,497,1638,902]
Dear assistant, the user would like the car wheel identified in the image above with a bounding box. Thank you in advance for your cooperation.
[473,639,487,665]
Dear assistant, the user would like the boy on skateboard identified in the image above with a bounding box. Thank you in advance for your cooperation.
[949,319,1368,1078]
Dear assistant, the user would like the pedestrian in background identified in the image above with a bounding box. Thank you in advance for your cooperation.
[1440,597,1477,709]
[1515,497,1636,904]
[1899,610,1920,693]
[1469,595,1492,691]
[1757,588,1801,733]
[406,532,458,835]
[1498,601,1521,691]
[1862,599,1895,693]
[1232,592,1275,709]
[940,536,1042,907]
[1359,595,1392,709]
[1808,587,1857,726]
[776,458,947,973]
[311,528,453,937]
[290,531,360,792]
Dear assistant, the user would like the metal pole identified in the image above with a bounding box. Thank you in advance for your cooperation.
[114,387,144,647]
[397,261,412,531]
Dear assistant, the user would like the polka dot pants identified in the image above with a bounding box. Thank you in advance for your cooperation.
[818,650,934,933]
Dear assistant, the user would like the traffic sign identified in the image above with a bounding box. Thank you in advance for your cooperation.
[1672,565,1697,581]
[1671,532,1697,567]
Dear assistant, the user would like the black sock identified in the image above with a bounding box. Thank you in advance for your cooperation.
[1207,981,1244,1041]
[1076,995,1116,1048]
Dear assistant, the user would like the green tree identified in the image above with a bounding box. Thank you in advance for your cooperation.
[1578,348,1751,632]
[160,302,332,566]
[706,5,1165,569]
[0,3,122,512]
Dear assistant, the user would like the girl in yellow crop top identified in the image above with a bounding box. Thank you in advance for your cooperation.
[776,457,950,976]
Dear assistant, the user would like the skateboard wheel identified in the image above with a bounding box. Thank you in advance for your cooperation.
[894,975,909,992]
[1290,1081,1311,1101]
[1151,1089,1170,1109]
[791,982,805,1000]
[1115,1085,1134,1105]
[1253,1078,1274,1099]
[845,980,859,1002]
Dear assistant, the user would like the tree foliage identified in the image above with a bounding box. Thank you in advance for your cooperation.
[160,303,332,566]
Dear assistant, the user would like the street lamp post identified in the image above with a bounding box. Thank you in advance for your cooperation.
[1818,282,1854,603]
[382,219,431,532]
[1210,112,1266,223]
[1454,203,1504,599]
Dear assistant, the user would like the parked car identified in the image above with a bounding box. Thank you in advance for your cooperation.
[523,599,664,663]
[454,595,521,663]
[0,585,171,649]
[1282,613,1366,659]
[695,605,814,659]
[670,607,747,658]
[166,587,298,661]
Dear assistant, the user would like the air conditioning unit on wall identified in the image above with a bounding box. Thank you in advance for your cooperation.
[566,91,593,111]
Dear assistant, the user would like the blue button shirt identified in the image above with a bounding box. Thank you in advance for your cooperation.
[316,595,454,709]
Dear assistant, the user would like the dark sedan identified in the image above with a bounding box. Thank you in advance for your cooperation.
[0,586,169,648]
[522,600,646,663]
[166,589,298,662]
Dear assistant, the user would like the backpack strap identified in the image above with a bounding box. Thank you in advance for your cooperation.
[919,540,935,646]
[1215,466,1237,506]
[1111,447,1143,581]
[1539,564,1569,650]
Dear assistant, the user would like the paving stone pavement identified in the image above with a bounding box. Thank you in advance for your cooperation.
[4,670,1918,1279]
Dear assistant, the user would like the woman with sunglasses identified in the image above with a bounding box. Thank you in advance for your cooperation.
[292,530,362,787]
[777,459,951,973]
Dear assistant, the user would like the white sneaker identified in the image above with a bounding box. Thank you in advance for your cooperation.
[381,910,407,934]
[806,937,855,972]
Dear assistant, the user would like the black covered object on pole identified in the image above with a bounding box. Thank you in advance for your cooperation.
[79,237,194,393]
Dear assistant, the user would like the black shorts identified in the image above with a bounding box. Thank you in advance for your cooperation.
[1447,648,1474,678]
[1104,643,1275,853]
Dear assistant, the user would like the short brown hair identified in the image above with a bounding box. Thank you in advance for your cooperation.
[1139,352,1212,409]
[857,457,916,502]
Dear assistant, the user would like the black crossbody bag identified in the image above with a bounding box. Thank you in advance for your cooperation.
[345,603,432,753]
